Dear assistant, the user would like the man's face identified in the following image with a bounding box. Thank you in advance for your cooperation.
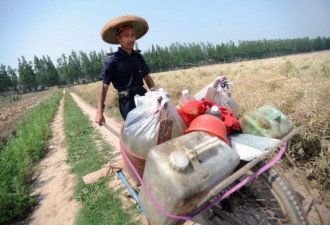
[116,27,136,52]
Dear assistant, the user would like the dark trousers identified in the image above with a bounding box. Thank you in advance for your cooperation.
[118,86,147,120]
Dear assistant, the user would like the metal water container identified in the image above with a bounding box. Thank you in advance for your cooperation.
[139,131,240,225]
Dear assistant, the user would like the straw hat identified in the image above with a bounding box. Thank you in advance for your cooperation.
[101,15,149,44]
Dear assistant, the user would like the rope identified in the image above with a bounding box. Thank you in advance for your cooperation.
[120,138,287,221]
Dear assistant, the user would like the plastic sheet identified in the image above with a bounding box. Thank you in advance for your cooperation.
[228,133,281,161]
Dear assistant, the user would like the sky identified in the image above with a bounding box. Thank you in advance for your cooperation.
[1,0,330,69]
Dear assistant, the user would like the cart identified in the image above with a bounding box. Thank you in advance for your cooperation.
[103,120,309,225]
[102,78,313,225]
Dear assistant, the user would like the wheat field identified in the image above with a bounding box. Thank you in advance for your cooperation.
[71,50,330,191]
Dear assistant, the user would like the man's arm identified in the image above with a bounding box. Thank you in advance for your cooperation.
[144,74,157,90]
[95,82,109,126]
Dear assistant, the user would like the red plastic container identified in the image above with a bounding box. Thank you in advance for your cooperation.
[184,114,229,144]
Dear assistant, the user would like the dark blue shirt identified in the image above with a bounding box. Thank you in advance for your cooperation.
[101,47,150,91]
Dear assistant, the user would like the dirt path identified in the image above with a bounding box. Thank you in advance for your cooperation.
[26,92,141,225]
[282,169,330,225]
[70,93,123,156]
[69,93,124,190]
[70,93,153,225]
[28,90,80,225]
[69,93,125,194]
[69,93,197,225]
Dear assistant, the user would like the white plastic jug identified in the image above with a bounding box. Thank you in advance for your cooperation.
[139,131,240,225]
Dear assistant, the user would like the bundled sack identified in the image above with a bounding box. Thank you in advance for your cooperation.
[239,105,294,139]
[122,90,187,158]
[195,77,238,117]
[178,99,240,135]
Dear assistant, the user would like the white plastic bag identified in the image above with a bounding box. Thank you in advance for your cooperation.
[122,90,187,158]
[194,76,239,117]
[214,89,239,117]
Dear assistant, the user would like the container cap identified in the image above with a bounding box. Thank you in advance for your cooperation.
[182,89,189,95]
[185,114,228,144]
[169,151,189,172]
[211,105,220,113]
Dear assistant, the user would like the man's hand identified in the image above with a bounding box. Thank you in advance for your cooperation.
[95,111,105,126]
[150,84,160,91]
[96,82,109,126]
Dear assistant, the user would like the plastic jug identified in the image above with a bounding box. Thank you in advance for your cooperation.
[239,105,294,139]
[205,105,222,118]
[139,131,240,225]
[179,89,196,109]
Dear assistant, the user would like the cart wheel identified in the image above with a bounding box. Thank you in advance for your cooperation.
[195,162,307,225]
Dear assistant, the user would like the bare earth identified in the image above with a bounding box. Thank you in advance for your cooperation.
[0,93,51,142]
[22,91,328,225]
[28,90,80,225]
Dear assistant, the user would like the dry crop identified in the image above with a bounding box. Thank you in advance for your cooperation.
[71,50,330,192]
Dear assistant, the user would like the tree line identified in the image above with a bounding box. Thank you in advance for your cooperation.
[0,49,108,93]
[1,36,329,93]
[143,36,330,72]
[56,49,108,86]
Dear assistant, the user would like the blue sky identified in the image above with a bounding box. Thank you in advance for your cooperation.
[1,0,330,69]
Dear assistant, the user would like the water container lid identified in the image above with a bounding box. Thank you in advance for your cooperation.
[182,89,189,95]
[185,114,229,144]
[211,105,220,113]
[169,151,189,172]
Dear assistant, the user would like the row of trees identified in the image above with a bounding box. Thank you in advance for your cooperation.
[56,49,108,85]
[0,56,60,93]
[143,36,330,72]
[1,36,329,93]
[18,55,59,91]
[0,49,108,93]
[0,65,17,92]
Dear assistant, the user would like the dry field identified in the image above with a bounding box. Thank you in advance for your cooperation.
[71,50,330,193]
[0,88,58,143]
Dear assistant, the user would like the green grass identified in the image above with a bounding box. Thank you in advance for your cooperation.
[63,91,141,225]
[0,91,62,224]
